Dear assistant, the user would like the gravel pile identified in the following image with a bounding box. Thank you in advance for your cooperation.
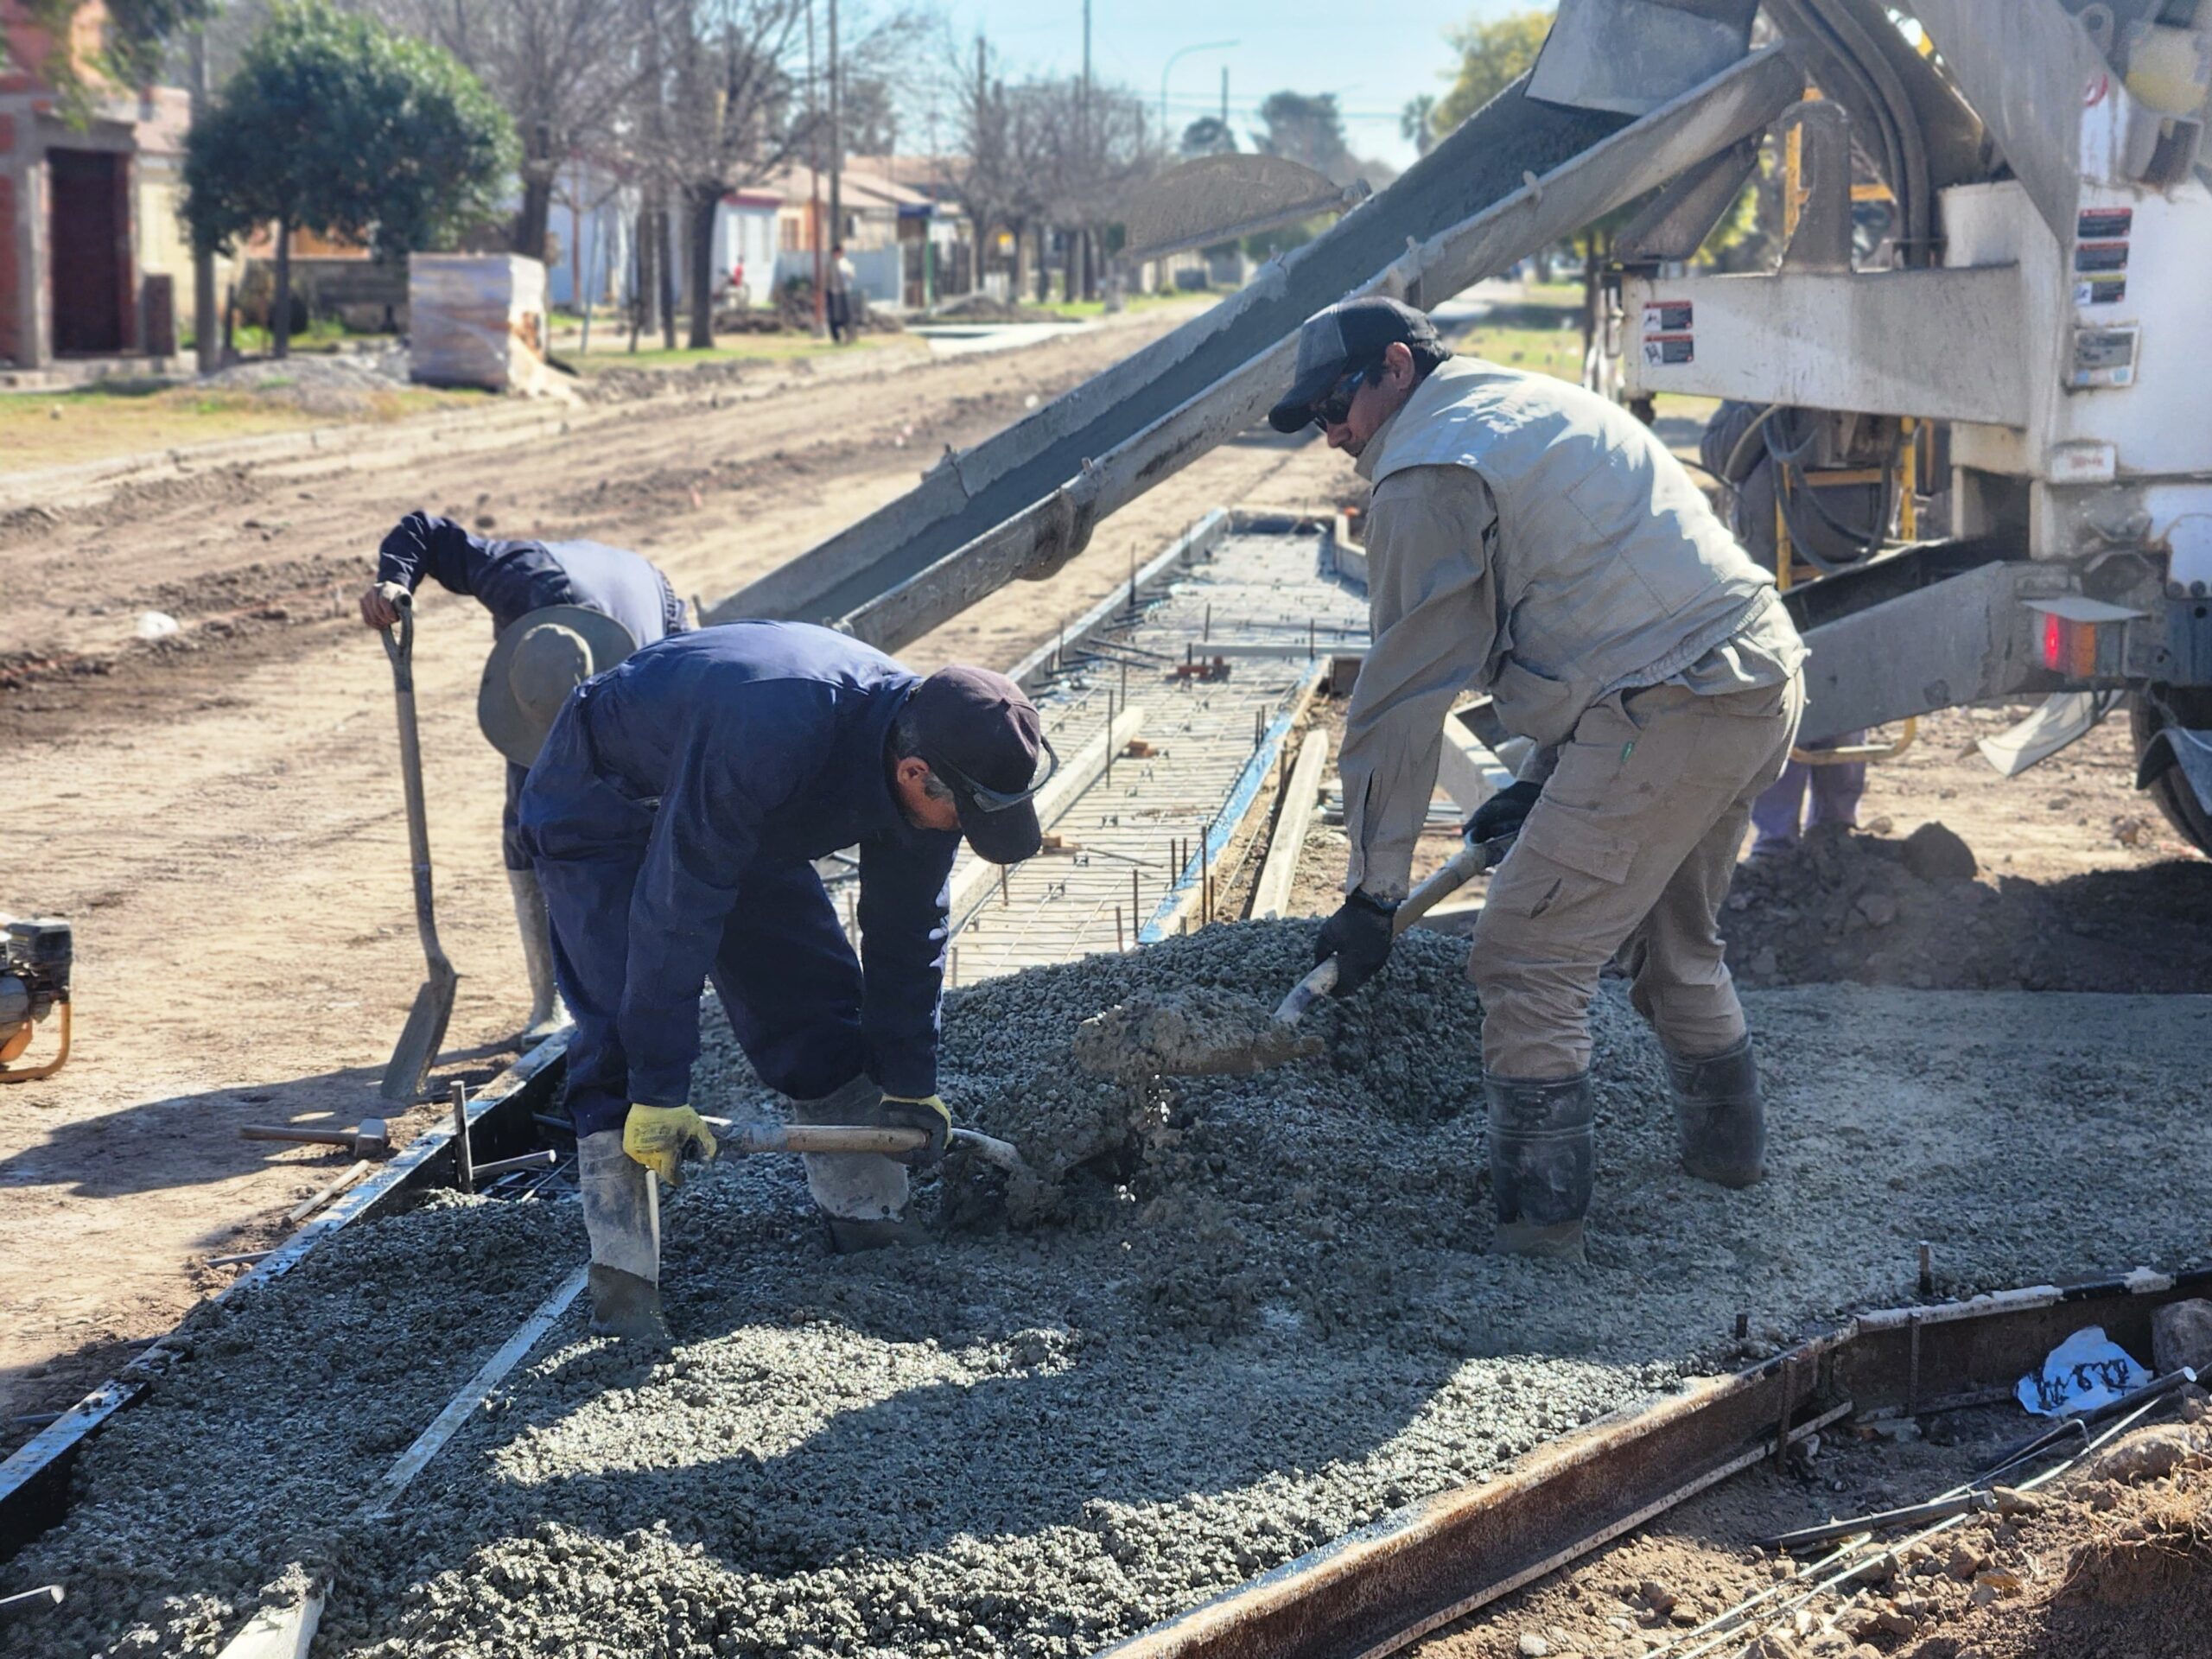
[7,923,2209,1659]
[1722,823,2212,994]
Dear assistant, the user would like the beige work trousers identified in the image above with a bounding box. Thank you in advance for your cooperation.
[1469,675,1804,1079]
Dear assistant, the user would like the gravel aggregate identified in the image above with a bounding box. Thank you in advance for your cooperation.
[5,923,2208,1659]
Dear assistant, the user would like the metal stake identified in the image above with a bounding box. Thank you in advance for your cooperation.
[1131,868,1141,929]
[1115,906,1125,952]
[1203,601,1211,643]
[1105,690,1115,788]
[1917,1241,1935,1298]
[450,1080,474,1195]
[1001,865,1011,907]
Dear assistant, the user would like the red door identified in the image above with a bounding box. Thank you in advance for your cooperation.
[48,149,127,355]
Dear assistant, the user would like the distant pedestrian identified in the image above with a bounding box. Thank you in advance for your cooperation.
[1748,739,1867,857]
[825,243,859,343]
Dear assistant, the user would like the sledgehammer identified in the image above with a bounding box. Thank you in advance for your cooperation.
[240,1118,391,1158]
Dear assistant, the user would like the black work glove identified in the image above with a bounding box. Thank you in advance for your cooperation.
[1315,889,1400,997]
[1464,779,1541,847]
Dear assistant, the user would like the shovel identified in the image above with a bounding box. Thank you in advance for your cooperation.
[1270,827,1518,1025]
[1075,829,1519,1080]
[698,1116,1033,1176]
[378,598,461,1106]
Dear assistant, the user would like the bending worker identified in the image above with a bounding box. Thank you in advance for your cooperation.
[517,621,1050,1340]
[1269,297,1807,1262]
[360,512,687,1039]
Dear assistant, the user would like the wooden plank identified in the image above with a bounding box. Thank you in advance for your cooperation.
[1249,730,1330,921]
[1143,662,1328,942]
[283,1160,372,1225]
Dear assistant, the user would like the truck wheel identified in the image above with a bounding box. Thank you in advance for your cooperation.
[2133,690,2212,857]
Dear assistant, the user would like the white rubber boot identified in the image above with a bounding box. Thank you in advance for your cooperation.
[508,868,567,1043]
[578,1131,667,1344]
[791,1075,914,1252]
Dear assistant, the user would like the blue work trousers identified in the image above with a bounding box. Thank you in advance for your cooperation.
[537,838,868,1138]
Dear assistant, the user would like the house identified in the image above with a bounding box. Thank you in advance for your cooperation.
[0,0,200,369]
[766,160,964,309]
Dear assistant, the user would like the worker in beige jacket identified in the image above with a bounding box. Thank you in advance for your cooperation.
[1268,296,1807,1262]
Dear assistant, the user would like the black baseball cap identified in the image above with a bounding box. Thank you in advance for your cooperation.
[1267,296,1445,433]
[905,665,1052,864]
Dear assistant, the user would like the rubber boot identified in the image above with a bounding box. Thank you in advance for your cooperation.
[1664,1033,1765,1188]
[508,868,566,1043]
[578,1131,669,1345]
[1484,1072,1594,1263]
[791,1075,916,1254]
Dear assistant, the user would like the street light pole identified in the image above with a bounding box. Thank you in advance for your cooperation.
[1159,39,1239,149]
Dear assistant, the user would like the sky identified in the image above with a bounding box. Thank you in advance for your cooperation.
[935,0,1536,172]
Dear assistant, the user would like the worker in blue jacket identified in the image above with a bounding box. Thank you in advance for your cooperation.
[359,512,688,1039]
[518,621,1051,1341]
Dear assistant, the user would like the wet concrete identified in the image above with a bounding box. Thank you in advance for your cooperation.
[5,924,2209,1658]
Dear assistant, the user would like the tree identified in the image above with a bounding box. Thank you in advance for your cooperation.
[1179,115,1236,159]
[841,72,898,156]
[347,0,645,261]
[1399,92,1436,158]
[10,0,213,119]
[1433,9,1550,134]
[184,2,516,357]
[1251,90,1357,185]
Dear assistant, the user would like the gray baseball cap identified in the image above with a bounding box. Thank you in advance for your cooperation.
[1268,296,1445,433]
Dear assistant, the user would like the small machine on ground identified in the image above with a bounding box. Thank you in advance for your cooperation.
[0,916,73,1084]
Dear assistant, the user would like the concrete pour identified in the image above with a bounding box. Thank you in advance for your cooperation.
[6,925,2210,1659]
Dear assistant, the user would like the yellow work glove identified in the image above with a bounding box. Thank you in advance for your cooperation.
[622,1103,718,1186]
[877,1094,952,1167]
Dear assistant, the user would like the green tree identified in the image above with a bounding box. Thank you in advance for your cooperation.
[8,0,213,120]
[183,1,516,357]
[1252,90,1356,184]
[1400,92,1437,158]
[1433,9,1551,135]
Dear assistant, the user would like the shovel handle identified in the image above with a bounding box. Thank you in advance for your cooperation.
[696,1119,1031,1174]
[1276,830,1516,1025]
[240,1124,353,1147]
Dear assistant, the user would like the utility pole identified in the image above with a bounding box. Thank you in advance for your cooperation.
[828,0,842,260]
[1079,0,1093,302]
[1221,66,1229,126]
[190,25,217,374]
[808,0,825,333]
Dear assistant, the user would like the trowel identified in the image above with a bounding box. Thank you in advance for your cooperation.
[1075,830,1519,1079]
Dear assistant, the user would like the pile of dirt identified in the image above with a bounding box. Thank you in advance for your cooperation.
[931,295,1068,324]
[1721,822,2212,994]
[8,925,2211,1659]
[200,348,416,416]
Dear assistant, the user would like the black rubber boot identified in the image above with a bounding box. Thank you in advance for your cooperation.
[1484,1072,1594,1262]
[1664,1033,1766,1188]
[587,1264,670,1348]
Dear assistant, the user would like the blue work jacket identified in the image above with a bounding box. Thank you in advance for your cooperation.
[376,511,689,644]
[521,622,960,1108]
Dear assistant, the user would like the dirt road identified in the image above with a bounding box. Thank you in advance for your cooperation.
[0,308,1348,1435]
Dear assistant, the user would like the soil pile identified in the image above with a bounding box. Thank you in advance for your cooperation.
[7,925,2210,1659]
[1722,823,2212,994]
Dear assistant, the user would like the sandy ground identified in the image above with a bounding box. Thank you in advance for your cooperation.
[1414,1399,2212,1659]
[0,303,1351,1441]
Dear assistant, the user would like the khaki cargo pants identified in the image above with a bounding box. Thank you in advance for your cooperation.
[1469,675,1804,1080]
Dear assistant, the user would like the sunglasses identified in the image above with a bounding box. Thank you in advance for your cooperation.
[1310,362,1374,430]
[933,733,1060,813]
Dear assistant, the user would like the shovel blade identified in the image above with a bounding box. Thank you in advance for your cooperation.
[378,969,459,1105]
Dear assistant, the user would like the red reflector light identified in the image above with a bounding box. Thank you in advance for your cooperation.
[2042,613,2064,670]
[2040,613,2103,677]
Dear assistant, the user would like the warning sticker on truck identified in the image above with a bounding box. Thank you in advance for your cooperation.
[1642,300,1692,335]
[2066,325,2139,389]
[1642,335,1694,367]
[2076,207,2133,240]
[2075,274,2127,307]
[2074,240,2130,272]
